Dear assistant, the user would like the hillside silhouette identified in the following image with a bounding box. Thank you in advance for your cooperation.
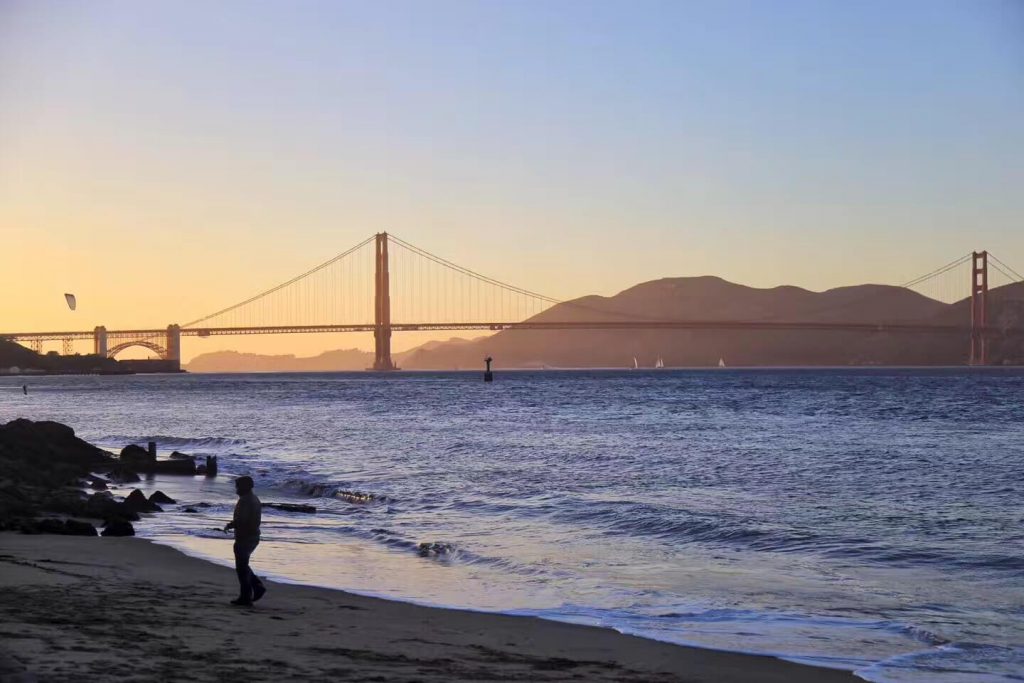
[0,339,125,374]
[403,277,1024,369]
[184,277,1024,371]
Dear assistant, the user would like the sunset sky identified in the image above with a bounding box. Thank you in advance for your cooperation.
[1,0,1022,361]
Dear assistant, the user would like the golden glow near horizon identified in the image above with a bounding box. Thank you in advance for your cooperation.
[1,2,1022,362]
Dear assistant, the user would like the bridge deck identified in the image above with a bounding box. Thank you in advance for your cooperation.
[2,320,1017,341]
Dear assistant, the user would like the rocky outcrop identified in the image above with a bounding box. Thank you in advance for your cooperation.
[0,420,201,534]
[0,420,117,527]
[0,419,112,488]
[0,419,222,538]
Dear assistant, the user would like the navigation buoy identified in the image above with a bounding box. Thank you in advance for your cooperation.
[484,356,494,382]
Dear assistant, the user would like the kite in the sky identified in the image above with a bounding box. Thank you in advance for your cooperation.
[64,293,76,311]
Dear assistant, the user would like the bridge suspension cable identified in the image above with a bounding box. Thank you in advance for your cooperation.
[989,253,1024,283]
[387,234,561,324]
[900,253,972,289]
[182,235,377,329]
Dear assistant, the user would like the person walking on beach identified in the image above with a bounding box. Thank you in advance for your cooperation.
[224,475,266,606]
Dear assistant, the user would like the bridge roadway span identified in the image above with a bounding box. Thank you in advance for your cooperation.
[3,320,1005,341]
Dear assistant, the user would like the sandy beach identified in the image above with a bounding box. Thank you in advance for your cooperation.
[0,533,855,682]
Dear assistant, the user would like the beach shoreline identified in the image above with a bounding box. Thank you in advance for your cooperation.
[0,533,856,682]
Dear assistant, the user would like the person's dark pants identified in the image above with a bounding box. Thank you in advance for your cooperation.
[233,538,264,601]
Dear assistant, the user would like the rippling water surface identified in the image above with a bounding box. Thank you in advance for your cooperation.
[2,369,1022,681]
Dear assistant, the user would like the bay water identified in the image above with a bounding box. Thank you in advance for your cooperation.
[2,369,1021,681]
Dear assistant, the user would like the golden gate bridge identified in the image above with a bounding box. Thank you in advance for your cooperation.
[3,233,1022,371]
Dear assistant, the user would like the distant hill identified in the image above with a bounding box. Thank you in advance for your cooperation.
[401,278,1024,369]
[186,348,374,373]
[183,278,1024,371]
[185,337,484,372]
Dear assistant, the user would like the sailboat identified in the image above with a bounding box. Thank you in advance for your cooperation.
[655,357,665,369]
[718,357,726,368]
[632,357,639,370]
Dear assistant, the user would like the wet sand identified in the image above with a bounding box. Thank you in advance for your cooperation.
[0,533,855,682]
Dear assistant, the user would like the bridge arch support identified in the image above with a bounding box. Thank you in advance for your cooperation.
[107,340,168,359]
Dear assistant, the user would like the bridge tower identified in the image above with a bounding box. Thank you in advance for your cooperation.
[969,251,988,366]
[93,326,108,357]
[166,324,182,371]
[372,232,397,371]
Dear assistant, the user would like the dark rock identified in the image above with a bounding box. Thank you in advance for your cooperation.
[36,518,66,534]
[148,490,176,505]
[42,488,88,515]
[105,465,141,483]
[82,491,140,522]
[119,444,152,463]
[169,451,192,461]
[183,507,198,513]
[265,503,316,514]
[124,489,161,513]
[101,520,135,537]
[0,419,115,493]
[84,474,108,490]
[0,483,37,520]
[63,519,98,536]
[417,541,455,557]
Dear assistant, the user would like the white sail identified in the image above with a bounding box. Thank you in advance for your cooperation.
[718,357,726,367]
[632,357,638,369]
[655,357,665,369]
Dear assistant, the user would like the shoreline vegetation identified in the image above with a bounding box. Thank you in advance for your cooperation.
[0,419,855,681]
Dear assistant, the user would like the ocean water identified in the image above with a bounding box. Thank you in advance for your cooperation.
[2,369,1022,682]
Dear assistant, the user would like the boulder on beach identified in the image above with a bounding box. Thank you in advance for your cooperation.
[124,489,162,513]
[101,520,135,537]
[105,466,141,483]
[148,491,176,505]
[82,491,140,522]
[63,519,98,536]
[119,444,152,463]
